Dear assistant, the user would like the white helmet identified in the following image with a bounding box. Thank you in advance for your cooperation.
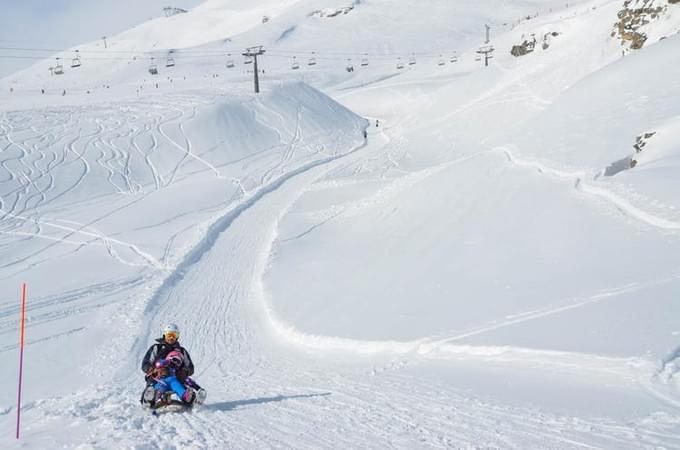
[163,323,180,339]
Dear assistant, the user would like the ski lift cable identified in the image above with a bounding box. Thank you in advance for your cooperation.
[0,53,465,63]
[0,46,461,57]
[0,45,465,60]
[0,41,475,68]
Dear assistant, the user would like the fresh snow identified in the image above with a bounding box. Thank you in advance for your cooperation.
[1,0,680,448]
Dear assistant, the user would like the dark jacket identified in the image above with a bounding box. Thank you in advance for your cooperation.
[141,337,194,382]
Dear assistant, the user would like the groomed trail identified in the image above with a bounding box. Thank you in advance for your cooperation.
[2,109,678,449]
[1,86,679,450]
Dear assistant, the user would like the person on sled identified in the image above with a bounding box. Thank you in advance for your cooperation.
[141,323,204,407]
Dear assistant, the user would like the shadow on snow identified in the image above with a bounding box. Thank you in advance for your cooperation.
[205,392,331,412]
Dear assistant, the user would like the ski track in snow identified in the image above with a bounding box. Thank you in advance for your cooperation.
[0,95,235,272]
[499,146,680,231]
[256,144,680,380]
[3,114,679,448]
[271,141,680,370]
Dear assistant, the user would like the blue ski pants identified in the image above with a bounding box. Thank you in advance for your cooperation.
[154,375,186,399]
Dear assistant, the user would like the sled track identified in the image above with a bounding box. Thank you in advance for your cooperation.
[95,125,680,448]
[3,88,680,448]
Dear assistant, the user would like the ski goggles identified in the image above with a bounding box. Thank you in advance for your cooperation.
[164,331,179,340]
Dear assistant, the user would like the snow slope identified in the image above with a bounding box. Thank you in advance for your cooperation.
[2,0,680,448]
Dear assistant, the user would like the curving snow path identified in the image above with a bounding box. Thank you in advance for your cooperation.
[3,122,680,449]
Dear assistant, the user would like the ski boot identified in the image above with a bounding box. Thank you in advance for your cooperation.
[184,377,207,405]
[181,389,196,406]
[195,388,207,405]
[141,385,156,406]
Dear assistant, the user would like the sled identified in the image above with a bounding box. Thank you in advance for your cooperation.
[140,381,207,413]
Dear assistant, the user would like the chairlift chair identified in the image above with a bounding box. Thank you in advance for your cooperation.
[308,52,316,66]
[54,58,64,75]
[408,54,416,65]
[226,54,235,68]
[438,55,445,66]
[71,50,81,68]
[291,57,300,70]
[345,59,354,72]
[149,58,158,75]
[360,56,369,67]
[450,55,458,63]
[166,57,175,67]
[244,55,253,65]
[396,58,404,70]
[475,54,482,62]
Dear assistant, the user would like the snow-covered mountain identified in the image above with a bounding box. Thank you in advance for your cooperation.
[1,0,680,448]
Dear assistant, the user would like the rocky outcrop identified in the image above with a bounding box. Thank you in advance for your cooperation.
[510,32,560,57]
[162,7,187,17]
[612,0,676,50]
[603,131,656,175]
[511,39,536,56]
[630,131,656,167]
[310,6,354,18]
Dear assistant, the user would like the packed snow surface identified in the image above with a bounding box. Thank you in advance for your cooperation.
[1,0,680,448]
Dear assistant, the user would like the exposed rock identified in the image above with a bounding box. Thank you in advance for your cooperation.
[162,7,187,17]
[633,131,656,153]
[510,36,537,57]
[612,0,674,50]
[310,6,354,18]
[510,31,559,56]
[541,31,560,50]
[604,131,656,175]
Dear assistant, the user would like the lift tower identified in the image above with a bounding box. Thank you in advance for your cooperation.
[243,46,266,93]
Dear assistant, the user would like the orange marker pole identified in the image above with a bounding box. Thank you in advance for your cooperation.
[16,283,27,439]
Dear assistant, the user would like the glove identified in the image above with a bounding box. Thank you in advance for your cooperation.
[155,359,170,369]
[148,364,169,381]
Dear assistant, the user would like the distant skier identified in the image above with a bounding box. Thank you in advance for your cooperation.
[375,119,379,128]
[141,323,199,406]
